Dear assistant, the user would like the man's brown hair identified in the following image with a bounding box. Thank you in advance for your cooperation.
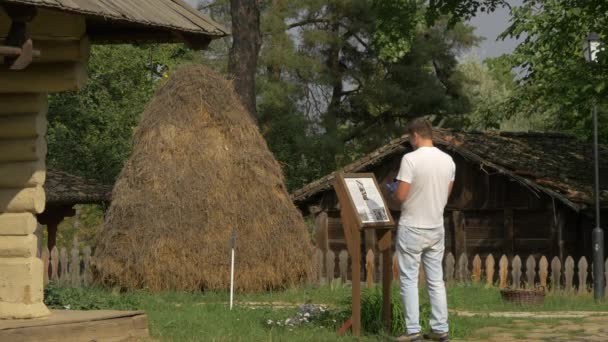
[407,118,433,139]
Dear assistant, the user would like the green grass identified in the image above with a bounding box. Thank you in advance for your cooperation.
[447,283,608,312]
[43,283,608,341]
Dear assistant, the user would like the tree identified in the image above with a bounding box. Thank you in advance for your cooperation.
[228,0,262,118]
[47,44,198,184]
[499,0,608,141]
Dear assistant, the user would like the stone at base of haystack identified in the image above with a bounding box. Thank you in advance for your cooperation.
[0,310,149,342]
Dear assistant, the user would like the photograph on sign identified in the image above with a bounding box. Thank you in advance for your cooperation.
[344,177,390,223]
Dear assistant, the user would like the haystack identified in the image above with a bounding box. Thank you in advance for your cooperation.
[93,65,313,292]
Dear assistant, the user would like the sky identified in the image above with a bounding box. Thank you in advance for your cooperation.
[467,0,523,61]
[185,0,522,62]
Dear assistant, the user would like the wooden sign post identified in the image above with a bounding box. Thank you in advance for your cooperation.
[333,172,396,336]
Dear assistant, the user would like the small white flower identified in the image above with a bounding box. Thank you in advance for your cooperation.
[304,312,310,317]
[267,319,273,325]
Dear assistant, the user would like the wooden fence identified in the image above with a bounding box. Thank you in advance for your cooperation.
[37,238,92,287]
[312,248,608,294]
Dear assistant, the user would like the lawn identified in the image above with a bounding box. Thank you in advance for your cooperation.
[43,283,608,341]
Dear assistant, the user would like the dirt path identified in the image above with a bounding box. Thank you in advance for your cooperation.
[457,315,608,341]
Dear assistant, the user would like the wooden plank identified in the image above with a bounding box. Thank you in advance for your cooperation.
[499,255,508,289]
[557,211,566,262]
[380,229,392,331]
[0,136,47,163]
[365,249,374,288]
[314,211,329,252]
[377,229,392,251]
[0,213,37,235]
[564,256,575,293]
[314,248,323,283]
[326,250,336,284]
[70,243,80,287]
[50,246,59,282]
[452,211,466,258]
[82,246,93,286]
[444,252,455,283]
[0,94,47,116]
[0,113,47,139]
[526,255,536,289]
[577,256,588,295]
[0,311,148,341]
[551,256,562,291]
[539,256,548,289]
[339,249,349,282]
[472,254,481,283]
[32,37,91,63]
[485,254,495,286]
[0,62,87,93]
[0,161,46,188]
[504,209,514,255]
[512,255,522,289]
[60,247,68,285]
[41,247,49,287]
[0,186,46,214]
[0,8,86,40]
[457,253,468,282]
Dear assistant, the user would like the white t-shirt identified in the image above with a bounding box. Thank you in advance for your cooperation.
[396,146,455,228]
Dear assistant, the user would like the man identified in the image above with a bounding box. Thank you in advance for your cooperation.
[392,118,455,342]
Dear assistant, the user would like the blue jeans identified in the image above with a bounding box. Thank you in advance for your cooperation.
[397,225,449,334]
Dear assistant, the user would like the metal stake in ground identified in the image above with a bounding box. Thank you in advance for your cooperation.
[230,230,237,310]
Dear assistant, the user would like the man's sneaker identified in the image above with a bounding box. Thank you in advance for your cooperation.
[394,332,422,342]
[423,331,450,342]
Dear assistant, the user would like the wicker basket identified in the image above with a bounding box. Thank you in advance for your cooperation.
[500,288,545,305]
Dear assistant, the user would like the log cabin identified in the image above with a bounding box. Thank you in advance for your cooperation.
[0,0,226,319]
[292,129,608,274]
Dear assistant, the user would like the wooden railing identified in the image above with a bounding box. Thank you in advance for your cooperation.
[312,248,608,293]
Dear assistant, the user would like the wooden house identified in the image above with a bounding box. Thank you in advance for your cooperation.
[0,0,226,319]
[37,168,112,252]
[292,129,608,268]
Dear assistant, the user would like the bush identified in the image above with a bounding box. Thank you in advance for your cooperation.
[340,285,433,336]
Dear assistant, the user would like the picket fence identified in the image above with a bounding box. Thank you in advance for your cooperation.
[37,240,92,288]
[312,248,608,294]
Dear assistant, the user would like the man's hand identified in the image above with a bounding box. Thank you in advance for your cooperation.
[386,181,398,193]
[394,181,411,204]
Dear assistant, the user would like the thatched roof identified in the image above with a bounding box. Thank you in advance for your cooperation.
[292,129,608,212]
[93,65,313,292]
[2,0,228,44]
[45,168,111,206]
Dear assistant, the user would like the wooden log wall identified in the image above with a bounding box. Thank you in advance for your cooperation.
[0,7,90,319]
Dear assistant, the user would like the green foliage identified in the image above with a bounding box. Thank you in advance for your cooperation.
[44,283,140,310]
[53,205,105,249]
[47,44,199,184]
[500,0,608,141]
[372,0,421,62]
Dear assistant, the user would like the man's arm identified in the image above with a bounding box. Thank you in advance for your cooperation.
[394,181,411,204]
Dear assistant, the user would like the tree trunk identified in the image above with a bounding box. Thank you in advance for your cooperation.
[323,16,343,169]
[229,0,261,120]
